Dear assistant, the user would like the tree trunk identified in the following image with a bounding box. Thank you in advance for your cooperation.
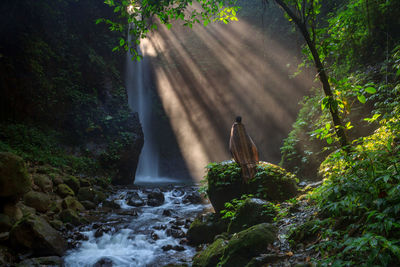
[273,0,349,148]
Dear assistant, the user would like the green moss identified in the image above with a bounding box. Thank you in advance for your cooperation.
[57,184,74,198]
[192,238,227,267]
[0,152,31,198]
[187,213,228,245]
[205,161,298,212]
[220,223,277,266]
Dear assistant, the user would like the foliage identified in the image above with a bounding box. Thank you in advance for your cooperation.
[310,112,400,266]
[100,0,240,58]
[0,123,99,174]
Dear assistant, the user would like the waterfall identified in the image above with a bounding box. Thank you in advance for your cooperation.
[126,33,159,182]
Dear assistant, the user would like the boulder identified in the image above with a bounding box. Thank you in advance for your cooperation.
[3,203,23,223]
[187,213,228,245]
[23,191,51,213]
[0,214,12,232]
[205,161,298,212]
[193,238,227,267]
[0,152,31,198]
[32,174,53,193]
[63,175,80,194]
[59,209,81,226]
[219,223,277,266]
[102,200,120,209]
[77,187,95,202]
[93,257,113,267]
[127,191,145,207]
[10,214,67,256]
[182,191,203,204]
[81,200,96,210]
[227,198,277,234]
[62,196,85,212]
[57,184,74,198]
[147,190,165,206]
[17,256,63,267]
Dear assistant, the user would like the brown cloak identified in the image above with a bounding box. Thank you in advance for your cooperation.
[229,120,259,183]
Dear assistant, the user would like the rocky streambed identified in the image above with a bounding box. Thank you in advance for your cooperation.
[63,185,209,267]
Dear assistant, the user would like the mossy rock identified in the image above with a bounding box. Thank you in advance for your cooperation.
[227,198,277,234]
[62,196,85,212]
[288,219,320,246]
[9,214,67,256]
[0,152,31,198]
[220,223,277,267]
[3,203,23,223]
[32,174,53,193]
[77,187,95,202]
[57,184,74,198]
[23,191,51,213]
[17,256,63,267]
[205,161,298,212]
[63,175,80,195]
[0,214,12,232]
[59,209,81,226]
[187,213,229,245]
[192,238,227,267]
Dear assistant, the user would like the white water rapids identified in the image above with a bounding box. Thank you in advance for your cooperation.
[64,186,208,266]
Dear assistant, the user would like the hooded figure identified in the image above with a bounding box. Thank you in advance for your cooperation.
[229,116,259,183]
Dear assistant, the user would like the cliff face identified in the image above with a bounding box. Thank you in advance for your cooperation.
[0,0,143,183]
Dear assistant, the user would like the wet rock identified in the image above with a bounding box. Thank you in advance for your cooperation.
[147,190,165,206]
[246,253,288,266]
[57,184,75,198]
[153,224,167,230]
[0,152,31,198]
[187,213,228,245]
[62,196,85,212]
[182,191,202,204]
[162,209,172,216]
[81,200,96,210]
[10,214,67,256]
[63,175,80,194]
[17,256,63,267]
[49,220,63,231]
[172,189,184,197]
[23,191,51,213]
[73,232,89,241]
[173,245,185,251]
[166,228,185,238]
[94,190,107,204]
[179,238,188,245]
[127,192,145,207]
[0,214,12,232]
[116,209,138,216]
[227,198,277,234]
[93,257,114,267]
[151,232,159,241]
[32,174,53,193]
[102,200,120,209]
[162,245,173,251]
[94,228,105,238]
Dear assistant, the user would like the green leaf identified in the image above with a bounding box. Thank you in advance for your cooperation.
[166,23,172,30]
[95,18,103,25]
[365,87,377,94]
[326,137,333,144]
[358,94,366,104]
[119,38,125,47]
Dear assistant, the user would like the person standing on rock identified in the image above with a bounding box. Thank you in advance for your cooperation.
[229,116,259,183]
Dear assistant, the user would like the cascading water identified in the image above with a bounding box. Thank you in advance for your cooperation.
[126,32,160,183]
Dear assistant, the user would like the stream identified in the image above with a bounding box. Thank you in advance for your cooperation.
[63,184,209,267]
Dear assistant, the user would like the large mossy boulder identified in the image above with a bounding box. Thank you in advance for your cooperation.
[205,161,298,212]
[0,152,31,198]
[32,174,53,193]
[227,198,277,234]
[23,191,51,213]
[9,214,67,256]
[63,175,80,195]
[192,238,227,267]
[187,213,229,245]
[62,196,85,212]
[193,223,277,267]
[57,184,74,198]
[220,223,277,266]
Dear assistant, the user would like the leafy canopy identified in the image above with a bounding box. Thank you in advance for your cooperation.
[98,0,239,59]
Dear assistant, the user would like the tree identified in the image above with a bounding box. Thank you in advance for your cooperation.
[102,0,349,148]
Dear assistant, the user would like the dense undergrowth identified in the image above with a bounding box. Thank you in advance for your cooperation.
[279,0,400,265]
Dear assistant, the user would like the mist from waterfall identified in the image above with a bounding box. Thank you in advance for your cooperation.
[126,33,159,183]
